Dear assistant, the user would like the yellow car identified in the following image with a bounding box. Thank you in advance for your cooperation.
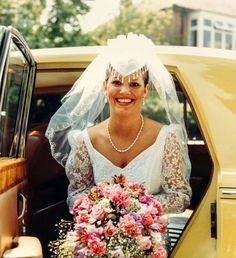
[0,26,236,258]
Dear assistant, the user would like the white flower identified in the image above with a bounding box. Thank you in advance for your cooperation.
[99,198,113,212]
[125,198,140,212]
[150,231,162,245]
[109,248,125,258]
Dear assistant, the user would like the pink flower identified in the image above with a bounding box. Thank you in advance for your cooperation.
[150,216,169,233]
[139,194,153,205]
[141,212,155,226]
[118,214,138,237]
[91,204,106,221]
[79,225,103,244]
[136,235,152,250]
[111,189,131,207]
[79,228,90,243]
[88,237,106,255]
[128,182,145,195]
[76,210,90,224]
[102,184,121,199]
[151,244,167,258]
[73,194,93,216]
[97,181,109,187]
[152,199,163,216]
[104,220,115,237]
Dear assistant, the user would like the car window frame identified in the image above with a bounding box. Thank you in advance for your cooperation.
[0,26,36,158]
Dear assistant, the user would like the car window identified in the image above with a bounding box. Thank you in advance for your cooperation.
[28,93,65,128]
[0,41,30,157]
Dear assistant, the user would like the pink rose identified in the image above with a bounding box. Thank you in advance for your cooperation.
[136,235,152,250]
[118,214,138,237]
[96,182,109,193]
[102,184,121,199]
[88,237,106,255]
[104,220,115,237]
[73,194,93,216]
[141,212,154,226]
[91,204,106,221]
[151,244,167,258]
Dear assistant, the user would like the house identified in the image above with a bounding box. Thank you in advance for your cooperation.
[150,0,236,50]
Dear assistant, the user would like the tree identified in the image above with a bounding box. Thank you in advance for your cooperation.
[0,0,46,47]
[36,0,95,48]
[90,0,173,45]
[0,0,95,48]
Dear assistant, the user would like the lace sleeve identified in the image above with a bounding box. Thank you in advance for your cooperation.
[155,130,192,214]
[65,131,94,211]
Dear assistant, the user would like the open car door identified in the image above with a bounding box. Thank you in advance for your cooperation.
[0,26,41,257]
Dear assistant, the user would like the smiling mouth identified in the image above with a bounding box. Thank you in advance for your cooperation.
[116,98,133,104]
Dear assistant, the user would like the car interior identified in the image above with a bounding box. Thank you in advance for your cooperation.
[24,68,213,257]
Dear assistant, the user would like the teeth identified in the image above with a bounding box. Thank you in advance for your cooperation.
[117,99,132,103]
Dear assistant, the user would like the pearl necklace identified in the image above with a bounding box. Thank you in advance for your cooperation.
[106,115,144,153]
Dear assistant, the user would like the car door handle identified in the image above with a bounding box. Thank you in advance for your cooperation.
[18,193,27,220]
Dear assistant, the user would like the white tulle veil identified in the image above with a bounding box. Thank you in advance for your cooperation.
[45,33,190,180]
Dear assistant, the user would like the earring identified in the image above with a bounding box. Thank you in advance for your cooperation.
[104,96,108,104]
[142,97,145,105]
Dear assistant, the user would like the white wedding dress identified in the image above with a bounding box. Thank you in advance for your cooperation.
[65,124,192,214]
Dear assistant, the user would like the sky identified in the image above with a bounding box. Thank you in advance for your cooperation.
[41,0,121,31]
[80,0,120,31]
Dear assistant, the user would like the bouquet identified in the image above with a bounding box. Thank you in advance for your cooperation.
[49,175,168,257]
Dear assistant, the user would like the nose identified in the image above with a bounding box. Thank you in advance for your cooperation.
[119,83,130,94]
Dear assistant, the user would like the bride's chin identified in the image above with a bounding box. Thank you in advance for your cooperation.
[112,108,137,118]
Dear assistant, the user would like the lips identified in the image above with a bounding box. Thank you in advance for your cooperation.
[116,98,133,104]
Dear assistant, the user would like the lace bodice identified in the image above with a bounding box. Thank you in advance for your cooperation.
[65,124,192,214]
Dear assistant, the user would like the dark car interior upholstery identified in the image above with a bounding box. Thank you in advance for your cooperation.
[25,124,71,257]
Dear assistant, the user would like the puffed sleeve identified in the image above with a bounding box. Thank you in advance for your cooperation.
[155,127,192,213]
[65,131,94,211]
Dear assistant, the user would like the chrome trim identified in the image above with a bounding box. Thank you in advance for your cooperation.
[221,190,236,195]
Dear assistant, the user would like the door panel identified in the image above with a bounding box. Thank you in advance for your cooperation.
[219,195,236,258]
[0,159,27,257]
[0,26,36,256]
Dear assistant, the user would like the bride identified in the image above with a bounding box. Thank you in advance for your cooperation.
[46,33,192,215]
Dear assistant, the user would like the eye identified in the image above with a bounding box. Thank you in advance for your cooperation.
[129,82,141,88]
[111,80,122,87]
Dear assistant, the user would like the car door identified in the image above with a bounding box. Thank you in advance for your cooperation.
[0,26,36,256]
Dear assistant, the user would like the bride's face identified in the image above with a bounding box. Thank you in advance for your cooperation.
[103,74,148,115]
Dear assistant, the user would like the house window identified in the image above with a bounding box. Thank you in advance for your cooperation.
[191,19,198,27]
[226,23,233,32]
[204,19,212,27]
[214,31,222,48]
[189,14,236,50]
[214,21,224,30]
[203,30,211,47]
[225,34,233,50]
[190,30,197,46]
